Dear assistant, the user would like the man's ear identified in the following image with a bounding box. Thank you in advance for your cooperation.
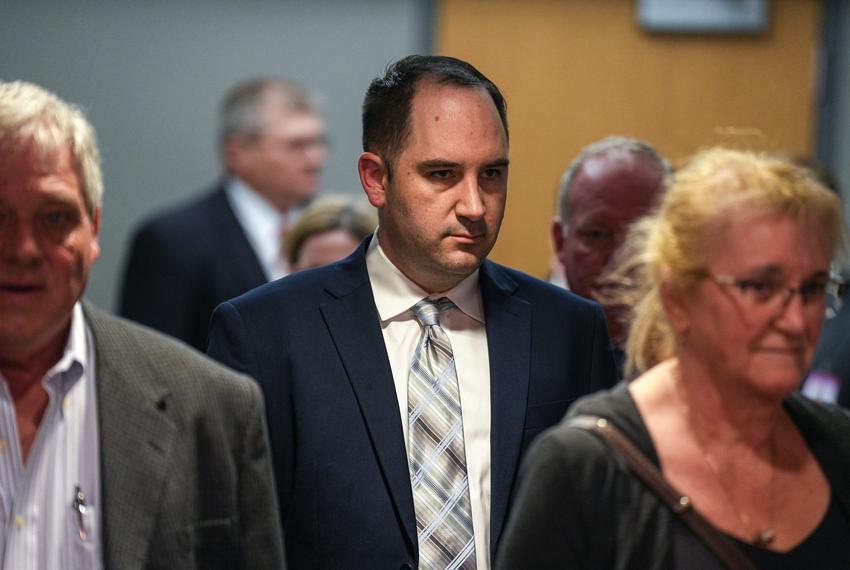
[90,207,102,262]
[358,152,389,208]
[223,135,247,173]
[551,217,566,257]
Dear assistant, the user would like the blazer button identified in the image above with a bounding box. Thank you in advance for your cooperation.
[399,564,413,570]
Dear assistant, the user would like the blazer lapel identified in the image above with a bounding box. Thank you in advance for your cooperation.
[480,262,531,559]
[86,307,178,569]
[213,186,268,290]
[319,245,418,555]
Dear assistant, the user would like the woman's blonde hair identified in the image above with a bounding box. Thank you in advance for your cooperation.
[610,148,846,375]
[285,195,377,265]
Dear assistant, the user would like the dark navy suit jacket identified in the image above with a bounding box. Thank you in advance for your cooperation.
[207,239,618,569]
[120,184,267,351]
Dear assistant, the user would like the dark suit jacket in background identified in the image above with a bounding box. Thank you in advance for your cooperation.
[207,240,618,569]
[808,294,850,407]
[85,304,284,569]
[120,183,267,351]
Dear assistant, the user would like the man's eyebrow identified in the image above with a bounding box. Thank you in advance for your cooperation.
[485,158,510,169]
[417,159,461,170]
[416,158,510,170]
[805,269,831,281]
[41,195,80,209]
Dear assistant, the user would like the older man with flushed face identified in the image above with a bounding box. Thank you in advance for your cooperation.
[553,136,670,345]
[0,81,284,569]
[208,55,618,569]
[1,142,100,382]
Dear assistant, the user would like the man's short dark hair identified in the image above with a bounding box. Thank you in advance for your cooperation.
[362,55,508,176]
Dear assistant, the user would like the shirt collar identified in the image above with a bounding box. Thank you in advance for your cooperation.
[225,177,283,263]
[365,230,484,324]
[43,303,88,408]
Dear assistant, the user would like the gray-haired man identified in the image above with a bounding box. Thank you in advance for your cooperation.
[120,78,327,350]
[0,80,284,569]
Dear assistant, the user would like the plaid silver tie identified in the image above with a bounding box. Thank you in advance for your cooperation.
[408,297,476,570]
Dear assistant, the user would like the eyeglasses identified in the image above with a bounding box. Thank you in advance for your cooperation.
[707,272,845,320]
[266,134,328,155]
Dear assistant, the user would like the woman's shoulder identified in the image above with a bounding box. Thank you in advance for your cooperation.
[568,381,635,417]
[786,392,850,435]
[529,382,652,472]
[568,382,655,446]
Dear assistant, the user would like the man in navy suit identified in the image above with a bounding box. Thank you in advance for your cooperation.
[120,78,327,351]
[208,55,617,569]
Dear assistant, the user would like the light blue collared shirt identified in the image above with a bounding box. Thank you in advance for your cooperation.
[365,231,492,569]
[225,177,303,281]
[0,303,102,570]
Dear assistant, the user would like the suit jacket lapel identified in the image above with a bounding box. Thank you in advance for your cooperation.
[85,306,178,569]
[213,185,268,290]
[480,261,531,559]
[319,244,418,555]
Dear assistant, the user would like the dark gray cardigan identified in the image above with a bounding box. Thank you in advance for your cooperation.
[496,382,850,569]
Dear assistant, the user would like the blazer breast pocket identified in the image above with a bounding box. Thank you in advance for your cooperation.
[178,517,239,570]
[522,399,574,448]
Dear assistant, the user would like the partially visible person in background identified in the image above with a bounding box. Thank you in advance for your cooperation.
[804,291,850,407]
[498,148,850,569]
[0,80,284,569]
[793,158,850,407]
[120,77,327,351]
[284,195,376,272]
[552,136,669,355]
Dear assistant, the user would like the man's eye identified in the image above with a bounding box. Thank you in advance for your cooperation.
[44,212,66,224]
[481,168,503,180]
[42,210,75,228]
[430,170,453,180]
[578,228,612,243]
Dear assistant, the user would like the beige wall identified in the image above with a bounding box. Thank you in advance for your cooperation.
[435,0,821,278]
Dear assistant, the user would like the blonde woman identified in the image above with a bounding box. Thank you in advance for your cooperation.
[497,149,850,568]
[284,195,376,271]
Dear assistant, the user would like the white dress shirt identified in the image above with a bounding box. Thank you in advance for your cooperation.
[0,303,102,570]
[366,233,492,569]
[225,177,302,281]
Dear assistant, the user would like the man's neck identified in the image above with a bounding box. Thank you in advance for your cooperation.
[0,329,67,388]
[7,371,50,464]
[375,232,469,295]
[0,343,62,464]
[229,175,299,214]
[0,320,71,461]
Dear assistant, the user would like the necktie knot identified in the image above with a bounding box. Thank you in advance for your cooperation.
[411,297,455,327]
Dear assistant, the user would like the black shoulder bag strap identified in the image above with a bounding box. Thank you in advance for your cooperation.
[567,414,757,570]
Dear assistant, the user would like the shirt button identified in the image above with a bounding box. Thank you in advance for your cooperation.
[14,515,24,529]
[0,439,6,450]
[64,398,70,410]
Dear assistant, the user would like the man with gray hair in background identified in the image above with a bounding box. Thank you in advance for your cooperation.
[121,78,327,351]
[0,80,283,568]
[552,136,669,358]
